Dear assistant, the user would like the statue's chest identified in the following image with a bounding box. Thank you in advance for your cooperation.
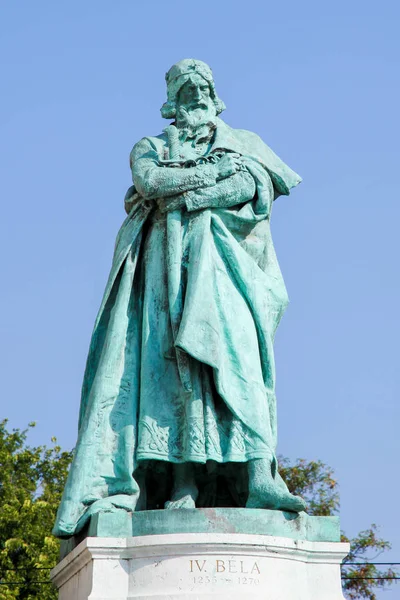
[162,140,213,161]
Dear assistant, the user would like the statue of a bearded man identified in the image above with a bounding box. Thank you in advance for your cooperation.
[53,59,306,538]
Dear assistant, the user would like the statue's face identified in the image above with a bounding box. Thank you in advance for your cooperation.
[177,74,212,111]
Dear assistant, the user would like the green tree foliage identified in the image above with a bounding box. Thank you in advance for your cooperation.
[280,457,398,600]
[0,421,397,599]
[0,420,72,599]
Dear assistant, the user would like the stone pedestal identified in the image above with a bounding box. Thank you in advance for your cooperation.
[51,509,349,600]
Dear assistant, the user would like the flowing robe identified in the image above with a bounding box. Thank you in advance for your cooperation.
[53,118,301,537]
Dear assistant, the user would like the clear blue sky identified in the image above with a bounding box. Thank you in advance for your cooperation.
[1,1,399,596]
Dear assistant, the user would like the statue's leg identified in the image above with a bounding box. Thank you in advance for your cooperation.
[164,462,198,509]
[246,458,306,512]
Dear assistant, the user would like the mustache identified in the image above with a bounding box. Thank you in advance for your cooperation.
[176,103,217,130]
[185,101,208,109]
[177,104,210,119]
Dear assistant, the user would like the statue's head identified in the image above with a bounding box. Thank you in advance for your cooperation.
[161,59,226,124]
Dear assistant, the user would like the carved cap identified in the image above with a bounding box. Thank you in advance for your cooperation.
[161,58,226,119]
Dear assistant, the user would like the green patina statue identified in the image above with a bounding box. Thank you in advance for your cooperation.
[53,59,306,538]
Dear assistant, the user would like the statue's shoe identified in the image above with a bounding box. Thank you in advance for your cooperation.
[164,485,198,510]
[246,485,306,512]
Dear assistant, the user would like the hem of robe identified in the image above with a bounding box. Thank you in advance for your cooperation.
[136,450,272,464]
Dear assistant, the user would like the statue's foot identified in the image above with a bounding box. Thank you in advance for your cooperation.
[246,485,306,512]
[164,488,197,510]
[246,458,306,513]
[165,463,198,509]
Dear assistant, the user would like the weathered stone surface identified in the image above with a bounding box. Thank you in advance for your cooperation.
[60,508,341,559]
[52,532,349,599]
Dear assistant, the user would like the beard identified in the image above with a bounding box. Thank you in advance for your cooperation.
[175,101,217,137]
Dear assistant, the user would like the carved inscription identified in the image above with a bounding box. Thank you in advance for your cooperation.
[189,558,261,586]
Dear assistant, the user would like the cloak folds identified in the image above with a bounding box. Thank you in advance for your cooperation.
[53,120,301,537]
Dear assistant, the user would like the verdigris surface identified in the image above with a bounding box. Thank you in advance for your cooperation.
[53,59,305,538]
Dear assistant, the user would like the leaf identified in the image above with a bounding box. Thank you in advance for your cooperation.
[279,456,398,599]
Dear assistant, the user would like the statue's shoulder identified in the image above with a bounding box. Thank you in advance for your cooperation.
[230,125,264,144]
[216,119,301,195]
[130,132,168,161]
[216,119,270,155]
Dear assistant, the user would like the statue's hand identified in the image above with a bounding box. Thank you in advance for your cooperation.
[157,194,186,213]
[216,153,242,180]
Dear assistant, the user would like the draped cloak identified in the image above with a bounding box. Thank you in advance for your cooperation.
[53,118,301,537]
